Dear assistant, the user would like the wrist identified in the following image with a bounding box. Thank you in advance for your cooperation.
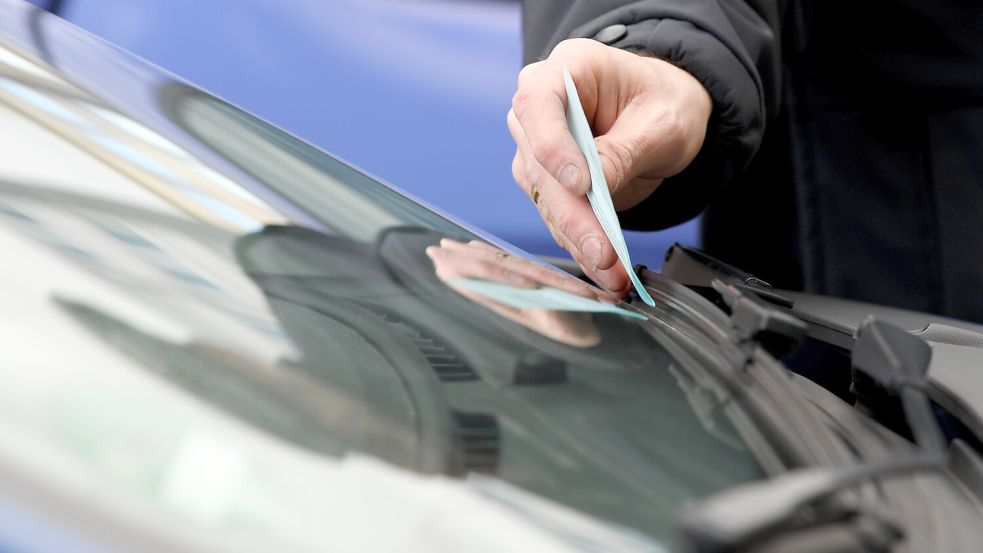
[637,54,713,176]
[638,53,712,122]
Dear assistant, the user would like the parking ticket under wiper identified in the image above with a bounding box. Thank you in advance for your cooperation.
[563,67,656,307]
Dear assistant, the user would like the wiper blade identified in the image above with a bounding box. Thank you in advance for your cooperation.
[676,318,951,552]
[662,244,794,308]
[675,452,942,553]
[852,318,946,453]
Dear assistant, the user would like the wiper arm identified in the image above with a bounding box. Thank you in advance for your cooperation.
[852,317,946,452]
[675,318,949,552]
[675,453,941,553]
[711,279,806,365]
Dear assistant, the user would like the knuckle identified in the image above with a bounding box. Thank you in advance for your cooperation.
[550,207,576,239]
[516,61,542,87]
[654,110,696,175]
[511,153,525,184]
[491,262,518,281]
[525,160,547,191]
[505,108,517,130]
[517,65,532,86]
[658,110,685,143]
[530,140,563,171]
[548,39,575,58]
[510,88,535,120]
[537,266,570,287]
[433,266,452,281]
[472,259,493,273]
[543,217,563,244]
[599,138,634,186]
[536,197,551,221]
[550,38,594,57]
[614,136,642,168]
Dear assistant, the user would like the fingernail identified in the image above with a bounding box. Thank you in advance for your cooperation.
[579,235,602,269]
[558,163,581,192]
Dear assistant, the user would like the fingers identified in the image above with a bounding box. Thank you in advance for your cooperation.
[507,40,713,296]
[540,215,630,298]
[546,224,630,299]
[523,309,601,348]
[593,104,676,195]
[509,110,606,266]
[436,239,603,300]
[595,139,664,211]
[426,243,537,288]
[511,59,590,194]
[509,110,629,292]
[591,81,677,205]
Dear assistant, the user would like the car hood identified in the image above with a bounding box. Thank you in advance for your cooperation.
[784,290,983,453]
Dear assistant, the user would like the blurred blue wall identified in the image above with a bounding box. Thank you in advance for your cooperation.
[32,0,696,265]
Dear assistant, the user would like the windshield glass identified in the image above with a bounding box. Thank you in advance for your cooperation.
[0,19,763,551]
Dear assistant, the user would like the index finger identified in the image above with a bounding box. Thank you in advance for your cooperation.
[508,113,629,294]
[511,60,591,195]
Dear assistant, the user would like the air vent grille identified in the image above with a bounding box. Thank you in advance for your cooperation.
[453,411,500,473]
[362,305,478,383]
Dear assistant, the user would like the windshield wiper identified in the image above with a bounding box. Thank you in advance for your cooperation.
[661,244,794,308]
[674,318,949,552]
[676,454,938,553]
[710,279,806,366]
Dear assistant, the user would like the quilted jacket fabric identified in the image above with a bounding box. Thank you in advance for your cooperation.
[522,0,983,321]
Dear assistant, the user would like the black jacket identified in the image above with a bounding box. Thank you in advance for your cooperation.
[522,0,983,322]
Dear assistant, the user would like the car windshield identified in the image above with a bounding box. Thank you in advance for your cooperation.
[0,13,763,552]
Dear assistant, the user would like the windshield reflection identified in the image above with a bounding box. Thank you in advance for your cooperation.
[0,28,764,549]
[428,238,624,347]
[0,43,285,233]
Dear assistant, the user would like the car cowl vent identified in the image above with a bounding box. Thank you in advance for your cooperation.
[452,410,500,473]
[361,304,478,383]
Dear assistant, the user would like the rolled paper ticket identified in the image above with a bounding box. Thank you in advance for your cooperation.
[562,67,656,307]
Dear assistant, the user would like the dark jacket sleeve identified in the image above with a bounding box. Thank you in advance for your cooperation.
[522,0,785,230]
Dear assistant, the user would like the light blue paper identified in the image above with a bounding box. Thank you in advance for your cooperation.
[562,67,656,307]
[451,278,647,320]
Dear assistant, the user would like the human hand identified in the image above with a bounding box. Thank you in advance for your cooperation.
[425,239,610,347]
[508,38,712,295]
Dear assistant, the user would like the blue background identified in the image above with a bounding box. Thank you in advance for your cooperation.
[29,0,696,264]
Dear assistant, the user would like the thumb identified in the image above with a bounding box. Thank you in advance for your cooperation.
[594,133,641,196]
[594,130,664,208]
